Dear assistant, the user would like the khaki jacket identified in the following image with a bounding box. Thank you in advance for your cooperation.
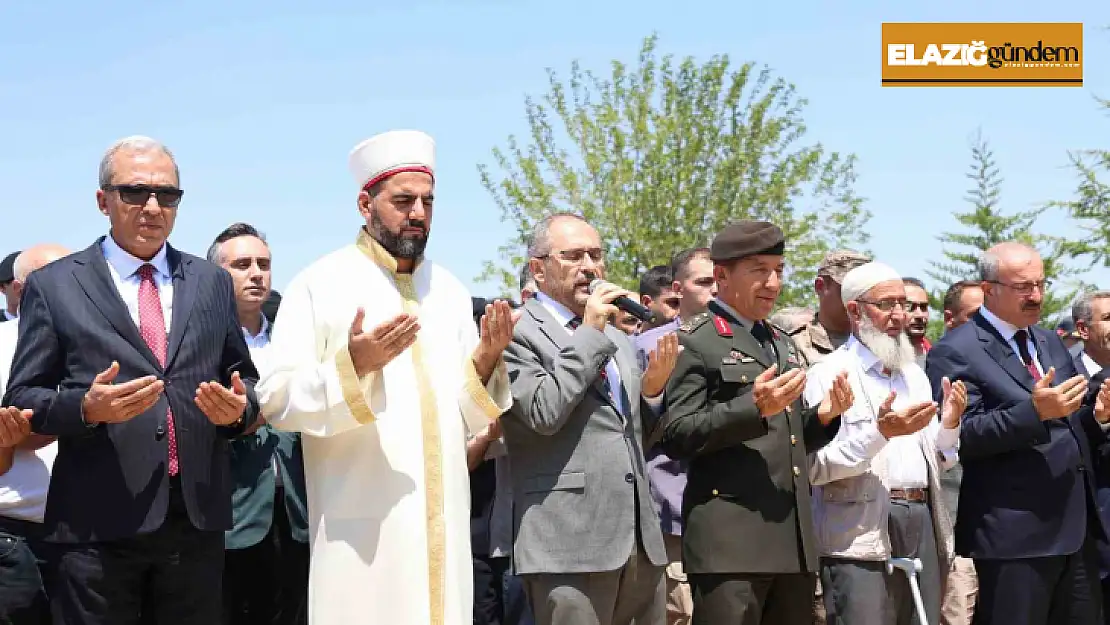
[789,313,851,369]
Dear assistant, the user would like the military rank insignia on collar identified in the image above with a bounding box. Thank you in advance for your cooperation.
[712,315,732,337]
[679,312,710,333]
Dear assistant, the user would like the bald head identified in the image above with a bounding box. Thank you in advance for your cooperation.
[979,241,1045,328]
[14,244,71,283]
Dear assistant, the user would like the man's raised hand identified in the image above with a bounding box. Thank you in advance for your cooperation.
[1031,367,1086,421]
[874,390,937,439]
[348,308,420,378]
[642,332,680,398]
[817,371,854,425]
[1093,377,1110,423]
[477,300,522,361]
[753,365,806,418]
[940,377,968,429]
[0,407,32,448]
[81,361,164,425]
[195,371,249,426]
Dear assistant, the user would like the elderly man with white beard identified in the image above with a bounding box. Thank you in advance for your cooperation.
[803,262,968,625]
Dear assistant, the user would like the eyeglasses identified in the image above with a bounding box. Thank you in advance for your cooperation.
[906,301,929,313]
[539,248,605,265]
[104,184,184,208]
[986,279,1051,295]
[857,298,908,312]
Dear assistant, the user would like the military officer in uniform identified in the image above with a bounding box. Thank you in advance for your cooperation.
[789,250,870,368]
[662,220,854,625]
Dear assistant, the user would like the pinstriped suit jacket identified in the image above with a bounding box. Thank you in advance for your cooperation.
[1,238,261,543]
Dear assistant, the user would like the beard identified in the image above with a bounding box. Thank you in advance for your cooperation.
[369,210,428,259]
[857,315,916,373]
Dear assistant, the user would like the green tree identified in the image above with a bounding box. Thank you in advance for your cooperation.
[924,130,1078,337]
[1054,96,1110,268]
[477,33,870,306]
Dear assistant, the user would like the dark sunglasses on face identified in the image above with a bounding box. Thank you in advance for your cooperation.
[104,184,184,208]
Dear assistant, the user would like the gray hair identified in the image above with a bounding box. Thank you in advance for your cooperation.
[1072,290,1110,325]
[98,135,180,189]
[526,212,588,259]
[11,252,29,284]
[978,242,1038,282]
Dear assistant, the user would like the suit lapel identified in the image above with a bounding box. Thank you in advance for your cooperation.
[973,311,1034,391]
[527,298,567,352]
[165,246,198,370]
[72,240,161,370]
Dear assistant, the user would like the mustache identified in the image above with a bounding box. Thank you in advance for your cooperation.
[403,220,427,231]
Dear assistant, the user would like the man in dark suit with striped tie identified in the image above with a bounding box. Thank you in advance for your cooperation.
[926,242,1110,624]
[2,135,261,625]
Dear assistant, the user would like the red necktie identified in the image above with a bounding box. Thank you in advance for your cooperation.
[138,264,178,476]
[1013,328,1042,382]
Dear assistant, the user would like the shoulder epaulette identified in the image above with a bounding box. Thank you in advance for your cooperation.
[679,312,711,333]
[770,322,790,337]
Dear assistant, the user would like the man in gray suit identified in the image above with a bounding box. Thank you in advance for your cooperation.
[502,213,679,625]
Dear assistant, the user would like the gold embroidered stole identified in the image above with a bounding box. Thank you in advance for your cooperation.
[356,229,446,625]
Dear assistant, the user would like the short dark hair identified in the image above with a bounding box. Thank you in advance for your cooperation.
[943,280,981,313]
[639,265,673,298]
[670,248,711,282]
[207,222,267,264]
[902,277,927,291]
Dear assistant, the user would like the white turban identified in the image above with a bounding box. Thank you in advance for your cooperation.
[348,129,436,190]
[840,261,903,306]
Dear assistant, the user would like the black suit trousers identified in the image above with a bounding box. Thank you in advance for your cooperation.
[973,537,1103,625]
[48,479,224,625]
[689,572,815,625]
[222,487,309,625]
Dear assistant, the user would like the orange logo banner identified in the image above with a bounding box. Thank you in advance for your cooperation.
[881,22,1083,87]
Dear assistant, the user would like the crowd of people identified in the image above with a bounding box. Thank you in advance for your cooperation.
[1,128,1110,625]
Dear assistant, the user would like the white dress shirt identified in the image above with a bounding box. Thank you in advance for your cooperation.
[1083,352,1104,377]
[242,315,281,487]
[806,336,961,489]
[101,235,173,331]
[0,320,57,523]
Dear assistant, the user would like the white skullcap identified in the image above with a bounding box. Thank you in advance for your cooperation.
[348,130,435,190]
[840,261,903,306]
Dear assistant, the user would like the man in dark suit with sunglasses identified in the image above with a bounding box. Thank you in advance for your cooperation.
[2,135,260,625]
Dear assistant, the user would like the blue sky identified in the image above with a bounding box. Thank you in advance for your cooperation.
[1,0,1107,303]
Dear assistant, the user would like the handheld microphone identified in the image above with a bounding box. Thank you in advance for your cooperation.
[587,277,656,324]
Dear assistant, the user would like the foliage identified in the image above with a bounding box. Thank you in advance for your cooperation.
[925,130,1081,328]
[477,33,870,306]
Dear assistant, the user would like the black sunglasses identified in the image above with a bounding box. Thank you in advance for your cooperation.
[104,184,184,208]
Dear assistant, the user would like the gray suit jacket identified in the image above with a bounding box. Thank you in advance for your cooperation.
[502,297,668,575]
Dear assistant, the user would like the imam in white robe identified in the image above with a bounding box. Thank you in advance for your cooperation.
[256,228,512,625]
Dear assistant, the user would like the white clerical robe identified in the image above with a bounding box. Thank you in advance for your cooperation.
[257,229,512,625]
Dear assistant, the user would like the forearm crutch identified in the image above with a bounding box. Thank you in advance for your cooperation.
[887,556,928,624]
